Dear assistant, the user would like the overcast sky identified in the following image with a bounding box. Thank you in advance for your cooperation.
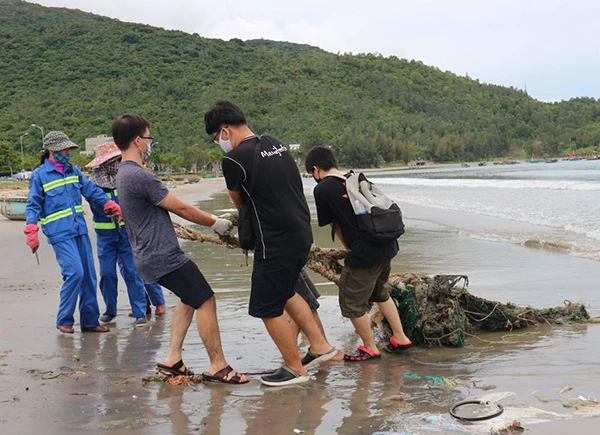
[28,0,599,102]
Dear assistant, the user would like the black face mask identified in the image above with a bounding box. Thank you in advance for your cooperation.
[312,167,321,183]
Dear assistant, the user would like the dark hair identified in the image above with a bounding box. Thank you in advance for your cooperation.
[38,149,50,166]
[204,100,247,135]
[304,146,339,173]
[112,113,150,150]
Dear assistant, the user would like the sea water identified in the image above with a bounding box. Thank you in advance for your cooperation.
[301,160,600,314]
[175,163,600,434]
[370,160,600,262]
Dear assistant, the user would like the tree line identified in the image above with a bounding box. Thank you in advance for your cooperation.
[0,0,599,174]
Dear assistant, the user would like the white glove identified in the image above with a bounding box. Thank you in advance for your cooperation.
[210,217,233,236]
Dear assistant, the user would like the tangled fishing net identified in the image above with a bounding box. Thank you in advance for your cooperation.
[174,218,590,348]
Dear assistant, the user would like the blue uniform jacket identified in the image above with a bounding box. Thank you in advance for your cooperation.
[90,186,125,231]
[26,160,108,245]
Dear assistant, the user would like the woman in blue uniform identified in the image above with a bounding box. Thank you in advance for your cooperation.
[24,131,121,334]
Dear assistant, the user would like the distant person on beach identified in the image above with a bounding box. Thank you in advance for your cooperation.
[86,142,166,327]
[204,100,337,386]
[24,131,121,334]
[305,145,412,361]
[113,113,248,384]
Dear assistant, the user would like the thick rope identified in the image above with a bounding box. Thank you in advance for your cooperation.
[173,220,590,347]
[172,219,347,284]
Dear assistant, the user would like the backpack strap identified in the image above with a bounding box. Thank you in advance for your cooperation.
[323,171,352,242]
[324,173,348,181]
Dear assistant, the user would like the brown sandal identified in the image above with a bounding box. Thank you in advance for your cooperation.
[156,360,194,377]
[202,365,249,384]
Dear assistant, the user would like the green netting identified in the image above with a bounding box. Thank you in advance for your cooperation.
[172,222,591,348]
[382,274,589,347]
[390,284,423,345]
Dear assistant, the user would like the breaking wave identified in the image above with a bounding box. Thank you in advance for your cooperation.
[376,177,600,191]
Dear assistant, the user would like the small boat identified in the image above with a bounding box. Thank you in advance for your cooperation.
[0,197,28,220]
[477,162,486,166]
[544,158,558,163]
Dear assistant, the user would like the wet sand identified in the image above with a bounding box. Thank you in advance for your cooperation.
[1,178,600,434]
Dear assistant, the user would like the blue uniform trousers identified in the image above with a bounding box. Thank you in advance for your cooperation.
[52,235,101,328]
[144,282,165,307]
[97,230,147,318]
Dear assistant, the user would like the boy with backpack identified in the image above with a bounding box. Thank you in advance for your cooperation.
[305,146,412,361]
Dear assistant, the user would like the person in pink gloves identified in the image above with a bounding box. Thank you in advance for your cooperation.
[24,131,121,334]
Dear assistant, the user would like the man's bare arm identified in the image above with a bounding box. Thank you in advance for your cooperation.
[158,192,216,226]
[228,190,243,211]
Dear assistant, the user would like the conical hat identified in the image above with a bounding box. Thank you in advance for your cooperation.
[85,142,121,168]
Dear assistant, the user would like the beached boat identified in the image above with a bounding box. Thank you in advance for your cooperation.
[0,197,27,220]
[544,158,558,163]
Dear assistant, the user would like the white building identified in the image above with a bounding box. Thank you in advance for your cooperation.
[82,134,112,155]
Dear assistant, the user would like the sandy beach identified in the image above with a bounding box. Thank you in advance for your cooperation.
[1,177,600,434]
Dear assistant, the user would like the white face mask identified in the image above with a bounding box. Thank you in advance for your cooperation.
[218,137,233,153]
[136,139,152,161]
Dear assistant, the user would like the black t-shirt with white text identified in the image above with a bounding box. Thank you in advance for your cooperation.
[222,135,313,260]
[313,175,398,269]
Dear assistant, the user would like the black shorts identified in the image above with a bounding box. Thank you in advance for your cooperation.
[249,250,309,318]
[157,259,214,309]
[294,269,320,311]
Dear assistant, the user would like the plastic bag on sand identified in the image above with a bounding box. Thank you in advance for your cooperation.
[373,391,600,435]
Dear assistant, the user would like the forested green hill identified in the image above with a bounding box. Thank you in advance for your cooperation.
[1,0,599,171]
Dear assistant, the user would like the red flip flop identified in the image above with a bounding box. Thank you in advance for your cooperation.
[343,345,382,362]
[386,336,413,353]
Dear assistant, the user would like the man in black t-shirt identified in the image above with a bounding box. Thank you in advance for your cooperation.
[305,146,412,362]
[204,101,337,386]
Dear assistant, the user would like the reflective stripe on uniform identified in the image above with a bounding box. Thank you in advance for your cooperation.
[95,222,116,230]
[42,175,80,193]
[40,205,84,225]
[94,220,125,230]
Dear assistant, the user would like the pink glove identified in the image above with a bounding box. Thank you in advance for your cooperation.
[24,223,40,253]
[103,200,122,219]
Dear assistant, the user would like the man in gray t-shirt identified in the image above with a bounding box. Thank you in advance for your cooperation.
[113,113,248,384]
[117,161,187,283]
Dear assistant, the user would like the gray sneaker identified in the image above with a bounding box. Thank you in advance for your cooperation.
[260,366,310,387]
[99,314,116,324]
[134,316,147,327]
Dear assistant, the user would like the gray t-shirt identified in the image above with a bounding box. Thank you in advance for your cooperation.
[116,161,187,283]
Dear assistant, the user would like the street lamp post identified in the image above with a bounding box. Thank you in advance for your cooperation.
[19,132,28,168]
[31,123,44,147]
